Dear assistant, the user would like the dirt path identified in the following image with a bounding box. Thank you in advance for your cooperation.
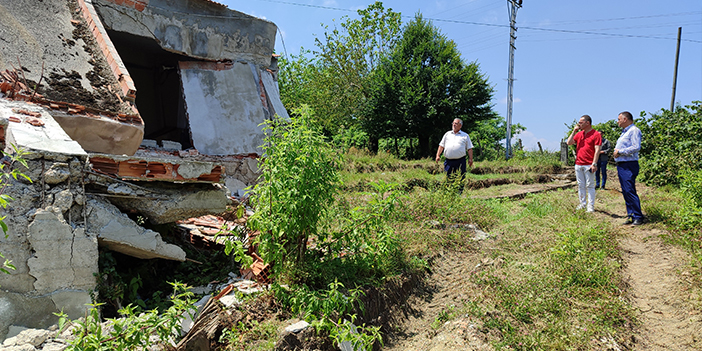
[383,179,702,350]
[619,224,702,350]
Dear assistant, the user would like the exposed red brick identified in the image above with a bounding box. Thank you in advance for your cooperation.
[13,109,41,117]
[179,61,233,71]
[8,116,21,123]
[26,118,45,127]
[90,157,223,182]
[134,1,146,11]
[0,82,12,93]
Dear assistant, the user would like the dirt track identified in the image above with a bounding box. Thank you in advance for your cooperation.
[383,178,702,350]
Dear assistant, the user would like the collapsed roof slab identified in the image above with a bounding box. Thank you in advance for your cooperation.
[51,110,144,156]
[87,196,187,261]
[104,181,231,225]
[92,0,277,66]
[0,101,86,157]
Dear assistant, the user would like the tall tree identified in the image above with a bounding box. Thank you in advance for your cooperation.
[277,2,402,137]
[363,14,496,157]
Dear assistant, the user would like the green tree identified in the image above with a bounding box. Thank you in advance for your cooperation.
[472,114,526,160]
[363,14,496,157]
[278,2,402,139]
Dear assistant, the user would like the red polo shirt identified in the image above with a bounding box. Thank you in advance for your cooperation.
[574,129,602,165]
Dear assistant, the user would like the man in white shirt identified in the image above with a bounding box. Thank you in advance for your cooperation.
[435,118,474,181]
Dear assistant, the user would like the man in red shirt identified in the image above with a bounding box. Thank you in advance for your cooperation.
[566,115,602,212]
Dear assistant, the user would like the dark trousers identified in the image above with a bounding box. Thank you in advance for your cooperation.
[617,161,643,220]
[444,156,466,181]
[596,158,608,188]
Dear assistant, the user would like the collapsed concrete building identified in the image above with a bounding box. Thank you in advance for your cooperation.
[0,0,287,340]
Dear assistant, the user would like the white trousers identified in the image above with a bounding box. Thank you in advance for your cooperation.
[574,165,596,211]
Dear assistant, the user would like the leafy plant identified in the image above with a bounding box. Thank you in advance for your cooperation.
[63,282,196,351]
[274,280,383,351]
[246,107,341,280]
[0,145,32,275]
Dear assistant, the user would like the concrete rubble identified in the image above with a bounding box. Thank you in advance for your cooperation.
[0,0,286,342]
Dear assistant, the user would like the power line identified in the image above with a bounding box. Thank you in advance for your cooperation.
[250,0,702,45]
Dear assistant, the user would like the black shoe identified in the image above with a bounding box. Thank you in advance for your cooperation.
[632,219,644,226]
[622,217,633,225]
[600,186,605,190]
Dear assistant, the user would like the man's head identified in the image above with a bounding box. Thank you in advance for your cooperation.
[452,118,463,133]
[617,111,634,128]
[578,115,592,131]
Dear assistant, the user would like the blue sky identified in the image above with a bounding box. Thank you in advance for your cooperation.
[223,0,702,151]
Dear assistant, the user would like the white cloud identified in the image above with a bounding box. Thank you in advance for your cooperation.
[512,130,560,152]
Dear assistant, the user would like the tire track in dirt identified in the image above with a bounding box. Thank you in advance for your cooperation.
[619,225,702,350]
[383,251,494,351]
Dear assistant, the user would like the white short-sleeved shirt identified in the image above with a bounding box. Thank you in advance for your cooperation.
[439,130,473,159]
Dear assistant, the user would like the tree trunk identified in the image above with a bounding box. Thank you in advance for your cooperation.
[368,137,379,154]
[418,134,431,158]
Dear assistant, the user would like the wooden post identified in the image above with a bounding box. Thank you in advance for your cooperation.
[560,139,568,165]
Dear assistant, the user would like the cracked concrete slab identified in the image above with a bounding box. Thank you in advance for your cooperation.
[27,211,98,294]
[86,196,186,261]
[106,182,231,225]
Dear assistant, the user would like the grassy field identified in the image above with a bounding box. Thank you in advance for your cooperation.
[333,150,700,350]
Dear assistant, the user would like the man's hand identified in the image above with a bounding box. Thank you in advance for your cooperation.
[613,149,620,158]
[589,164,597,173]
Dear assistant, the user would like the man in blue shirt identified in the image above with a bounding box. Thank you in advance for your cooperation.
[613,111,644,225]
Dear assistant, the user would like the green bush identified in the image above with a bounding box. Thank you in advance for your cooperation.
[246,106,341,281]
[639,101,702,187]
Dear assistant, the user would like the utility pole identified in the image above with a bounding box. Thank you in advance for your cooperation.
[505,0,522,160]
[670,27,682,112]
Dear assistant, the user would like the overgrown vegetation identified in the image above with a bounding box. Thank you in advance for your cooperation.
[232,108,412,350]
[60,282,196,350]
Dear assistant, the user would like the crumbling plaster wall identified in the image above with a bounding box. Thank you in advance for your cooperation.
[92,0,277,67]
[0,152,95,340]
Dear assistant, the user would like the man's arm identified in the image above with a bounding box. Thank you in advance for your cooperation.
[566,125,580,146]
[590,144,601,173]
[435,146,444,162]
[468,148,473,167]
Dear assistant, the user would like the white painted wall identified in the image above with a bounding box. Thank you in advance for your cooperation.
[181,63,266,155]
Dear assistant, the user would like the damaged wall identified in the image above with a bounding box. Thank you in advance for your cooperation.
[93,0,277,66]
[0,103,204,340]
[92,0,288,156]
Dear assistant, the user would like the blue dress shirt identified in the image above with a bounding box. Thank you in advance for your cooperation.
[614,124,642,162]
